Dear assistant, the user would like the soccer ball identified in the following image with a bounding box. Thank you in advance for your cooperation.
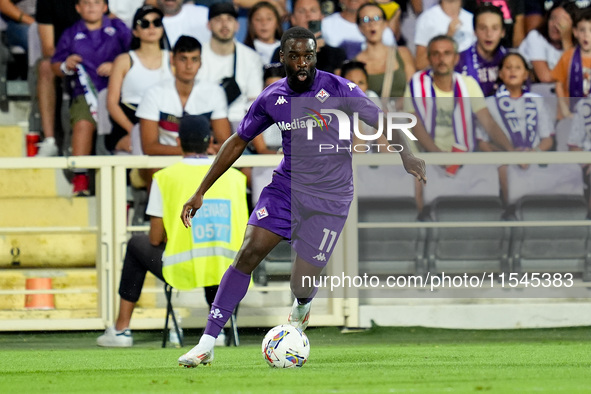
[261,324,310,368]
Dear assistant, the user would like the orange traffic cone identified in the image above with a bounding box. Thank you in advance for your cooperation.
[25,278,55,310]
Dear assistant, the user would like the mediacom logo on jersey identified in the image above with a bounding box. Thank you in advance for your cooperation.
[278,108,418,153]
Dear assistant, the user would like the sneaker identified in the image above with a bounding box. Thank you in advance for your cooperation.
[215,330,226,347]
[36,137,59,157]
[178,343,214,368]
[97,326,133,347]
[288,299,311,331]
[72,173,90,196]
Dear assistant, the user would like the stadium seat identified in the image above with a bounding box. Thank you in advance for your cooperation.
[356,165,426,276]
[511,195,591,278]
[507,164,591,278]
[423,165,511,275]
[421,164,500,206]
[426,196,511,275]
[505,164,584,205]
[0,19,36,113]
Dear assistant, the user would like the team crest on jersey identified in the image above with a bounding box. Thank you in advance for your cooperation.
[74,32,87,40]
[104,26,116,36]
[347,82,357,91]
[256,207,269,220]
[315,88,330,103]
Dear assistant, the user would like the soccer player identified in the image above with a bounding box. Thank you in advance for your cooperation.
[177,26,427,368]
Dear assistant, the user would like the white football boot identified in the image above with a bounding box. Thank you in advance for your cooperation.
[288,299,311,331]
[178,343,214,368]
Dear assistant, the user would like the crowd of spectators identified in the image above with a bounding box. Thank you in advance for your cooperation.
[1,0,590,207]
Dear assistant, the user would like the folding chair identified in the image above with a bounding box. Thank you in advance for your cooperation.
[162,283,240,348]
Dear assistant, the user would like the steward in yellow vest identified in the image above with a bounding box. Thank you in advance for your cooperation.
[158,161,247,289]
[97,114,246,348]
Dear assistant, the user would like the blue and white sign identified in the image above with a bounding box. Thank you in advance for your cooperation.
[191,199,232,244]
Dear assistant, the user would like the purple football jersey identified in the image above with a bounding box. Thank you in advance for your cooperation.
[237,70,382,201]
[455,44,506,97]
[52,16,131,98]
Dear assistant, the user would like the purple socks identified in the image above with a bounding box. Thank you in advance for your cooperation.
[203,265,250,338]
[297,286,318,305]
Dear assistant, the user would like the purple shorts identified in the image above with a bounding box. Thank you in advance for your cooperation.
[249,182,351,267]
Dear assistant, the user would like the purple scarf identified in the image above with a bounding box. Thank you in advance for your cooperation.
[495,85,538,148]
[569,46,584,97]
[457,44,507,96]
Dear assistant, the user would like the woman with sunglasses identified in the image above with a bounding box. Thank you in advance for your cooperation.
[106,5,172,154]
[354,2,415,101]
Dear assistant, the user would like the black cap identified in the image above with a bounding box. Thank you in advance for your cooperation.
[133,5,164,27]
[208,2,238,20]
[178,115,211,150]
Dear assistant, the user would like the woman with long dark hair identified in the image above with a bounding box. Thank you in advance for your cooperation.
[106,5,172,153]
[519,0,578,82]
[354,2,415,100]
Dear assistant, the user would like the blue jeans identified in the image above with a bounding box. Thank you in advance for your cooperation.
[5,19,29,51]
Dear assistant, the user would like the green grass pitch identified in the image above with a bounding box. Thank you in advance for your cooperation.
[1,326,591,393]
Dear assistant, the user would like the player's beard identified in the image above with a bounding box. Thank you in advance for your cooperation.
[288,68,316,93]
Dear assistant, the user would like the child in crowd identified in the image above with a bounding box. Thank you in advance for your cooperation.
[456,4,507,97]
[52,0,131,195]
[340,59,378,98]
[340,60,393,153]
[244,1,282,65]
[479,52,554,202]
[552,8,591,117]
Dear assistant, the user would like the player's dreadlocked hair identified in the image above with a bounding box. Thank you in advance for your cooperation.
[280,27,317,52]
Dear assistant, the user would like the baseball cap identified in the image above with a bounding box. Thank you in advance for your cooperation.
[208,2,238,20]
[178,115,211,150]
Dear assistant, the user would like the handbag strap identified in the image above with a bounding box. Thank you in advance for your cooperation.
[232,45,237,78]
[381,46,398,98]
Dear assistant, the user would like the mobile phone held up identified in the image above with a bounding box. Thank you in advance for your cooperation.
[308,20,321,35]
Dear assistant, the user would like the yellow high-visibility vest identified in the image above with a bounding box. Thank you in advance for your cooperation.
[156,162,248,290]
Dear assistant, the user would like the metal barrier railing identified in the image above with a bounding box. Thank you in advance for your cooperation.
[0,151,590,330]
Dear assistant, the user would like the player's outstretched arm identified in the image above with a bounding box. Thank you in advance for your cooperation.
[181,133,249,228]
